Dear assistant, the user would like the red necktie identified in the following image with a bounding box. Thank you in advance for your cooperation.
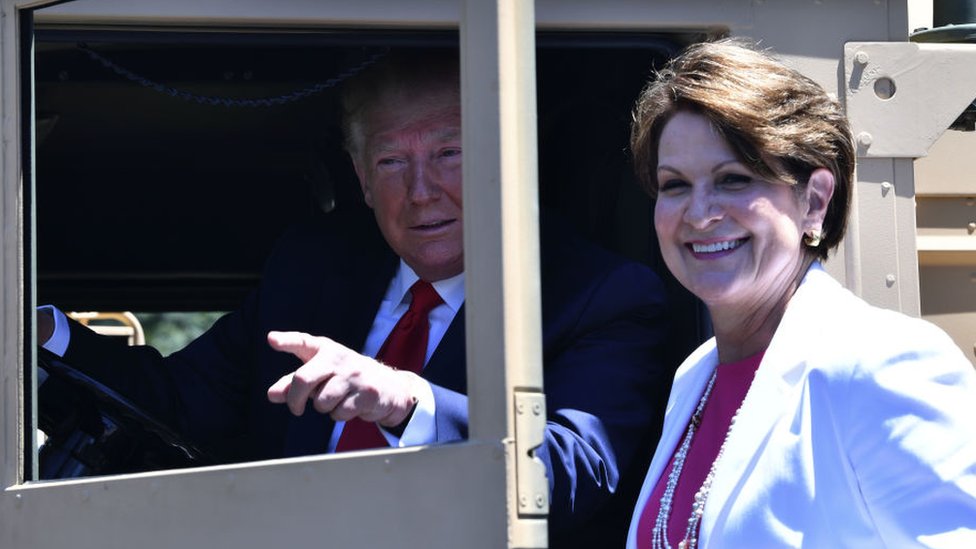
[335,280,444,451]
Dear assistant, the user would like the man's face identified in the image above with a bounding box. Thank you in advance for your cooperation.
[353,86,463,282]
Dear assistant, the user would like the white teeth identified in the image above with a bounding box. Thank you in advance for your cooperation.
[691,239,743,253]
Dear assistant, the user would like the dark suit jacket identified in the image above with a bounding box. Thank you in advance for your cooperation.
[65,208,673,544]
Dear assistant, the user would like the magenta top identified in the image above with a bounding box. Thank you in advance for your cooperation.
[635,350,764,548]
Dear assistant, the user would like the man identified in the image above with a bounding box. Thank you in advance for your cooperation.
[39,50,672,543]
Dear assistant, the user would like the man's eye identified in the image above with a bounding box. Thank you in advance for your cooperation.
[440,148,462,159]
[377,158,403,168]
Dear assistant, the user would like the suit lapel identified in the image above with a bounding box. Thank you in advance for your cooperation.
[311,246,397,351]
[282,239,398,457]
[423,303,467,394]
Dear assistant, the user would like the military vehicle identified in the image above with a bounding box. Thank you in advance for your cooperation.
[2,0,974,547]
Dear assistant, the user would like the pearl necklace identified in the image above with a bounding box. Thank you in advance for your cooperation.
[650,368,742,549]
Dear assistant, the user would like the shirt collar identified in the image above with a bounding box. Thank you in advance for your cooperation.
[393,260,465,313]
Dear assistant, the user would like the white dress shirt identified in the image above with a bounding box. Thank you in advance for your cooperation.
[329,261,464,450]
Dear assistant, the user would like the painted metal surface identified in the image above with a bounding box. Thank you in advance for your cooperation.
[8,1,976,548]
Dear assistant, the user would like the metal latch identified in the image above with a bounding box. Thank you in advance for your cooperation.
[514,391,548,517]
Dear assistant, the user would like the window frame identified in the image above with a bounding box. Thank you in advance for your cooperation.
[1,1,544,547]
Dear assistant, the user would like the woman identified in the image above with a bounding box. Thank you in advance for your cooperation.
[627,39,976,548]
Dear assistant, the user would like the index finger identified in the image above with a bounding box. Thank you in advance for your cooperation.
[267,331,323,363]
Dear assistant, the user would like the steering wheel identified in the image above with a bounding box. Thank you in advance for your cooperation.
[37,349,214,479]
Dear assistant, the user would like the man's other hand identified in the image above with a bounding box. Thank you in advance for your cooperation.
[266,331,420,427]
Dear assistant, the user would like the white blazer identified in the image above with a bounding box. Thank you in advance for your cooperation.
[627,264,976,548]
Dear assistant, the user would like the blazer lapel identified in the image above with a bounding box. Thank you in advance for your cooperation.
[699,264,838,544]
[629,340,720,549]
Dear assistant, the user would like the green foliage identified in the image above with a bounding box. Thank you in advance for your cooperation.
[133,311,225,357]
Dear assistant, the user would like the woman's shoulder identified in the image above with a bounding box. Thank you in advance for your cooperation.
[792,267,968,375]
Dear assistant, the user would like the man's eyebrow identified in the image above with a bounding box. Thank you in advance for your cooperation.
[433,127,461,142]
[366,124,462,156]
[371,142,398,154]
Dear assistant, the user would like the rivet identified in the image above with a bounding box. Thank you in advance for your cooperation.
[532,403,542,415]
[885,274,896,287]
[520,495,528,508]
[14,493,22,509]
[517,402,524,414]
[857,132,873,147]
[535,494,545,508]
[855,51,870,65]
[968,222,976,234]
[881,182,892,196]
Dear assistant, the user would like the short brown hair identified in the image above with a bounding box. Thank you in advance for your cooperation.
[630,38,855,259]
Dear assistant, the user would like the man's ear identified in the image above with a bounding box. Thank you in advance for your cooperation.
[351,156,374,208]
[804,168,835,229]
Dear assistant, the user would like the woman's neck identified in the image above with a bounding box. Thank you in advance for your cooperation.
[709,256,816,363]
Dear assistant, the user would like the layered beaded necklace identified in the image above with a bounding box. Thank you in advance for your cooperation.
[650,367,744,549]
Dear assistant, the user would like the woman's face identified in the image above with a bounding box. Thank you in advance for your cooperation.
[654,111,817,314]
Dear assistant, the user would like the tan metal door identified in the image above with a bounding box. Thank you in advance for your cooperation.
[0,1,546,548]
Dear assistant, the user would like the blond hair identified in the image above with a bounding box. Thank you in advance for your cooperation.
[340,49,459,165]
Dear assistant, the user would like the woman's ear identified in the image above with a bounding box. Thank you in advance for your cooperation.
[804,168,835,228]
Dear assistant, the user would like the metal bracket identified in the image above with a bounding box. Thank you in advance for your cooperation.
[513,391,548,517]
[845,41,976,158]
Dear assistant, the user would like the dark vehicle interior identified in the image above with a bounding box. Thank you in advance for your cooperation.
[30,26,711,483]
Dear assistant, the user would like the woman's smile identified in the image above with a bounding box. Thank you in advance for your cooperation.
[687,238,748,258]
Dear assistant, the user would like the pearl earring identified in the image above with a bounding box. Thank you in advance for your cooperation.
[804,228,823,248]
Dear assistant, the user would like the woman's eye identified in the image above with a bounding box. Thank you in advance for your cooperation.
[658,178,688,194]
[717,173,752,189]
